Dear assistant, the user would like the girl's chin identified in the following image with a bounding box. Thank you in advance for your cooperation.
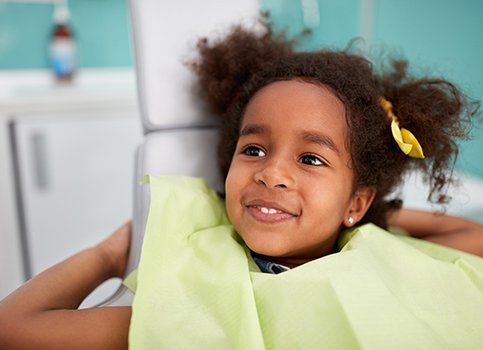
[242,236,294,258]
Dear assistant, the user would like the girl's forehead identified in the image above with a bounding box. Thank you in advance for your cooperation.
[241,80,347,143]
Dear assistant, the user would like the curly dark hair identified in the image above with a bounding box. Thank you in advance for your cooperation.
[187,12,478,228]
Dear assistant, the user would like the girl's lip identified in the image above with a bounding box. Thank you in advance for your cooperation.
[245,199,299,216]
[245,205,297,223]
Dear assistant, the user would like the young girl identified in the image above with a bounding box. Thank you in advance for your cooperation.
[1,14,482,349]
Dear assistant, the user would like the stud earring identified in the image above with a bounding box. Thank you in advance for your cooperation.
[348,217,354,225]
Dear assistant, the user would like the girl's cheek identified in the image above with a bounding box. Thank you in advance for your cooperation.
[226,159,242,183]
[225,166,239,203]
[224,182,241,229]
[225,165,234,190]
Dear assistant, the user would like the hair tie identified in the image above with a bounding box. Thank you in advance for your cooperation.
[378,97,425,158]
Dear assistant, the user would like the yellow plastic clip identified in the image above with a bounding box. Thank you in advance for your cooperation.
[379,97,425,159]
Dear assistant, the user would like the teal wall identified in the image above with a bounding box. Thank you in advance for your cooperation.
[260,0,360,50]
[372,0,483,178]
[0,0,132,68]
[1,0,481,177]
[260,0,483,179]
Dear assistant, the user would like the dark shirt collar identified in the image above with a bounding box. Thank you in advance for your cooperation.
[252,255,290,274]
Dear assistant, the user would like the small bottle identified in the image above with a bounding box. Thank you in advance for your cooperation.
[49,2,76,82]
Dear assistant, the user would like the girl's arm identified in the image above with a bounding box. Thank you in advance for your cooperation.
[389,208,483,257]
[0,222,132,350]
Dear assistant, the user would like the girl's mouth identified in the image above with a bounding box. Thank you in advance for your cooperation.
[246,205,297,223]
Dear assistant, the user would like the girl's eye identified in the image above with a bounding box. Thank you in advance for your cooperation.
[242,145,266,157]
[299,154,326,166]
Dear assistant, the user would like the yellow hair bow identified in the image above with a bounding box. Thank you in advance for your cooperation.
[379,97,425,159]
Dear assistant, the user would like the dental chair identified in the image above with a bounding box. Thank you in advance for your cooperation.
[99,0,483,308]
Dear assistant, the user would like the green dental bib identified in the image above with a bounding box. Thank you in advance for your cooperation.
[125,175,483,349]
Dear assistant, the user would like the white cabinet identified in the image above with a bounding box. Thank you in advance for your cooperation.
[0,69,142,307]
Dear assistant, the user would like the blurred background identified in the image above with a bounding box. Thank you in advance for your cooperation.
[0,0,481,305]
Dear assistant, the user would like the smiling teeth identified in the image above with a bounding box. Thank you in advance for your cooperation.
[258,206,283,214]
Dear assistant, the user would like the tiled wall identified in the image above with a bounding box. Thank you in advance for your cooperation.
[0,0,132,69]
[1,0,481,178]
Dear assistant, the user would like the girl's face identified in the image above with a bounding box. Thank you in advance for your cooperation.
[225,79,373,266]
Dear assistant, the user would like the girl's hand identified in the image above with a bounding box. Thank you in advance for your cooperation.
[95,221,132,279]
[0,222,133,349]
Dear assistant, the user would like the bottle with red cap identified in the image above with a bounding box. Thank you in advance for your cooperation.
[49,1,76,82]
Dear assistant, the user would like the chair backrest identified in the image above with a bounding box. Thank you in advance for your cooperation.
[129,0,261,132]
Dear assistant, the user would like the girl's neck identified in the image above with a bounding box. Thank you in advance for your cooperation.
[251,234,340,269]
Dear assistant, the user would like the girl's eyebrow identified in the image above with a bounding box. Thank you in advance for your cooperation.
[301,130,340,155]
[239,124,267,137]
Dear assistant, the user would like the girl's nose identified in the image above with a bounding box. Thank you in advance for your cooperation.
[253,157,295,189]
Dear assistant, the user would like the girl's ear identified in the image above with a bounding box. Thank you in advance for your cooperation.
[343,187,376,227]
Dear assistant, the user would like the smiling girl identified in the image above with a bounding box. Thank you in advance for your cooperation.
[225,80,372,266]
[1,13,482,350]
